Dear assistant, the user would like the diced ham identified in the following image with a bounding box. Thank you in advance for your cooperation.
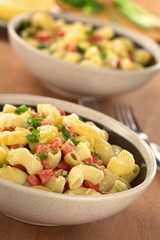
[41,160,50,170]
[53,168,63,178]
[59,109,66,116]
[34,31,52,44]
[37,169,53,184]
[32,111,45,119]
[55,29,65,37]
[35,143,50,155]
[84,181,100,192]
[27,174,41,186]
[91,153,103,165]
[129,54,134,61]
[84,156,94,165]
[57,161,71,171]
[39,121,53,126]
[10,144,24,149]
[0,127,13,132]
[49,138,62,150]
[88,34,104,42]
[65,43,77,52]
[117,59,121,69]
[13,164,26,171]
[61,140,75,155]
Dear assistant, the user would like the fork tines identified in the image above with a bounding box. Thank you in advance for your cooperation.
[114,105,141,132]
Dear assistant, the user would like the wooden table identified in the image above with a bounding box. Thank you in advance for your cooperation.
[0,1,160,239]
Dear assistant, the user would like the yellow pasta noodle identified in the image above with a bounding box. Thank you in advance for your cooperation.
[46,150,61,169]
[0,127,30,146]
[7,148,43,174]
[107,150,135,176]
[108,180,129,193]
[94,137,114,166]
[65,187,101,196]
[68,164,104,189]
[45,175,66,193]
[37,104,61,125]
[62,113,106,139]
[0,166,28,185]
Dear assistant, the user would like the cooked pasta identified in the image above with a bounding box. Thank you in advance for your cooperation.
[19,12,153,70]
[0,103,140,196]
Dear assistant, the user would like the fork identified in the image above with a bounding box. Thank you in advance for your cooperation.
[78,97,160,172]
[114,105,160,172]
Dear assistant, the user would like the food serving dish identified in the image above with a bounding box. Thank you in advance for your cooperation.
[8,11,160,99]
[0,94,156,226]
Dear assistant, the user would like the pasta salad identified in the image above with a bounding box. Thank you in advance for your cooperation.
[0,103,140,195]
[19,12,152,70]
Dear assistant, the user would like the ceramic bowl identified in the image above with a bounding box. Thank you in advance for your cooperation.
[8,12,160,99]
[0,94,156,226]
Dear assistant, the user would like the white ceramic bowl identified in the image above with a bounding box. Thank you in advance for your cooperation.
[8,12,160,99]
[0,94,156,226]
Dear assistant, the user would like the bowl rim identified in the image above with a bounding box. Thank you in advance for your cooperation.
[0,93,157,200]
[7,11,160,75]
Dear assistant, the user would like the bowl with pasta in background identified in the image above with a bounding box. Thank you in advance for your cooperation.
[8,11,160,99]
[0,94,156,226]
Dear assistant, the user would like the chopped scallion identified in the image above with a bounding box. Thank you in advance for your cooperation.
[94,152,102,159]
[26,134,39,143]
[0,163,4,168]
[15,105,28,114]
[62,170,68,177]
[58,124,71,138]
[37,152,46,160]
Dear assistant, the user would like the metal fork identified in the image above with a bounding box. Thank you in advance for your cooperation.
[114,105,160,172]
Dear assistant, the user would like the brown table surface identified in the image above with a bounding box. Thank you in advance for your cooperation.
[0,1,160,239]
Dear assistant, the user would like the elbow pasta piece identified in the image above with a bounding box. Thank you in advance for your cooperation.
[108,180,129,193]
[120,164,140,183]
[68,164,104,189]
[2,104,16,113]
[31,185,52,192]
[64,150,81,166]
[0,112,31,129]
[7,148,43,174]
[37,104,61,125]
[99,169,119,193]
[46,151,62,169]
[0,166,28,185]
[94,137,114,166]
[0,145,9,164]
[76,135,95,152]
[37,125,59,144]
[62,113,106,139]
[65,187,101,196]
[107,150,135,176]
[73,142,91,161]
[0,128,30,146]
[31,12,55,31]
[45,175,66,193]
[111,144,123,156]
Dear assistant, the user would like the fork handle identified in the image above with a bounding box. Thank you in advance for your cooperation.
[148,142,160,172]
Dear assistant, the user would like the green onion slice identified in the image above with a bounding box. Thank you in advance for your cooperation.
[32,129,40,137]
[101,51,107,60]
[89,164,97,168]
[62,170,68,177]
[26,134,39,143]
[36,152,46,160]
[69,137,80,146]
[15,105,28,114]
[0,163,4,168]
[94,152,102,159]
[58,124,71,138]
